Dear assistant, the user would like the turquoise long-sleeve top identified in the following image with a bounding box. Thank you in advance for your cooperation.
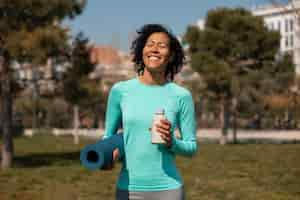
[103,78,198,191]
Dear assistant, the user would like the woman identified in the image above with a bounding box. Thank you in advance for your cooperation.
[103,24,198,200]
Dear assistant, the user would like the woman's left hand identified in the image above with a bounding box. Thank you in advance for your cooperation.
[155,119,172,148]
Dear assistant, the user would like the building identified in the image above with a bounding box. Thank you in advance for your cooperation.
[89,45,135,92]
[253,0,300,74]
[196,0,300,74]
[12,59,65,97]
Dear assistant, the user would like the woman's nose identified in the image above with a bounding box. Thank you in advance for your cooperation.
[150,44,159,52]
[149,44,160,52]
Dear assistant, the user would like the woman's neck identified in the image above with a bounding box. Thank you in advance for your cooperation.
[138,68,167,85]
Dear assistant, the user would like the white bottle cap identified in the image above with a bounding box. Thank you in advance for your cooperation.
[155,109,165,115]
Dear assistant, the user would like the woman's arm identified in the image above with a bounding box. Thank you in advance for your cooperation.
[102,83,124,165]
[103,83,122,139]
[170,92,198,156]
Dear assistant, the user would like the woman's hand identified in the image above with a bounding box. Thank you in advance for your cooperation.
[102,148,119,170]
[155,119,172,148]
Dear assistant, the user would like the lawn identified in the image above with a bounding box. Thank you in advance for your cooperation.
[0,135,300,200]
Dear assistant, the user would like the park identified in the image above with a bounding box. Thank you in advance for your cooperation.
[1,1,300,199]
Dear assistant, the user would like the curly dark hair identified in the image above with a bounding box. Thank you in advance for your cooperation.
[131,24,185,81]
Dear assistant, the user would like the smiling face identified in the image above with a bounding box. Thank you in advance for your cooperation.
[142,32,171,73]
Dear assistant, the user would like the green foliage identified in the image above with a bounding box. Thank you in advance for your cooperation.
[0,0,86,64]
[271,53,295,91]
[69,33,94,76]
[184,7,295,117]
[183,26,201,53]
[5,25,69,64]
[190,52,232,96]
[63,33,96,106]
[63,77,88,105]
[43,98,71,128]
[15,97,71,128]
[0,0,89,169]
[203,8,280,62]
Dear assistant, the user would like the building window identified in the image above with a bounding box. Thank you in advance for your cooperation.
[270,22,274,30]
[285,36,289,48]
[285,19,289,32]
[290,34,294,48]
[290,19,294,32]
[278,21,281,33]
[272,22,275,30]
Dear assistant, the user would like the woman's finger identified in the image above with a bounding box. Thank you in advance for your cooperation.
[156,122,171,130]
[156,126,170,135]
[155,126,172,147]
[113,148,119,162]
[103,148,119,170]
[160,132,171,141]
[160,119,171,127]
[159,133,172,147]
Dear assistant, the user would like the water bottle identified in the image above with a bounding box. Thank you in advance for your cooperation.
[151,109,166,144]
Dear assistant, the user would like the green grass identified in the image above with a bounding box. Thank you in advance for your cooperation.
[1,135,300,200]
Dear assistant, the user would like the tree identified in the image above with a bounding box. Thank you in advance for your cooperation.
[0,0,87,169]
[184,7,294,144]
[250,53,295,129]
[62,33,96,144]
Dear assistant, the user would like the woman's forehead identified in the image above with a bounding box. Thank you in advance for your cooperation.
[147,32,170,43]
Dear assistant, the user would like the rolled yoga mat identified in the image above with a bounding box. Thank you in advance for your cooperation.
[80,133,124,170]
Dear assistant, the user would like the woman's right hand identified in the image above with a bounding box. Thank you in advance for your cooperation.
[102,148,120,170]
[113,148,120,162]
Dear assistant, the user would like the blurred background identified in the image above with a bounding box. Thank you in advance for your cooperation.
[0,0,300,199]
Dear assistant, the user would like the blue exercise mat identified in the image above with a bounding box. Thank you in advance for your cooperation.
[80,133,124,170]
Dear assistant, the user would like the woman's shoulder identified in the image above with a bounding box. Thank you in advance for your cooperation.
[168,82,192,98]
[111,78,137,91]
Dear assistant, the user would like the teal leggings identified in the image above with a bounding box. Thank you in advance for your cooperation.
[116,187,185,200]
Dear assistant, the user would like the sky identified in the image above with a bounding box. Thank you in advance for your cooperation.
[67,0,284,52]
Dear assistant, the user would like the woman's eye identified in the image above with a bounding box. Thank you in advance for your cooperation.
[158,44,167,48]
[145,42,154,47]
[145,41,168,49]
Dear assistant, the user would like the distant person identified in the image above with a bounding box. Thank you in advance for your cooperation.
[103,24,198,200]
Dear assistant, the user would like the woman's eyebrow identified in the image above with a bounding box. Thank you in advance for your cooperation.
[146,40,169,45]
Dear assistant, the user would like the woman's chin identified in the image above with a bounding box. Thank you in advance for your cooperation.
[145,65,165,73]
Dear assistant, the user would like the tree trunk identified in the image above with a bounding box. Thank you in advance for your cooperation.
[73,105,79,144]
[32,78,39,134]
[219,96,230,145]
[1,59,14,169]
[232,98,238,144]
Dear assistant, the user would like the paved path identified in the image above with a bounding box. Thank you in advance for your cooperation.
[24,128,300,142]
[197,129,300,142]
